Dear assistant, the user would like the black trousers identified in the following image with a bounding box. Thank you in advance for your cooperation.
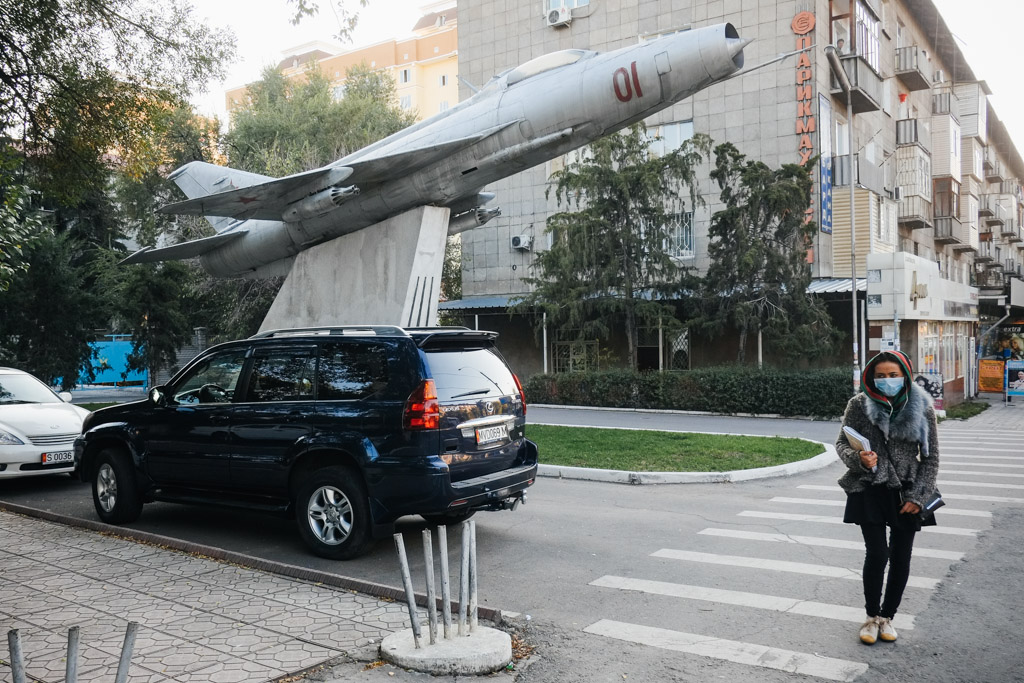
[860,523,916,619]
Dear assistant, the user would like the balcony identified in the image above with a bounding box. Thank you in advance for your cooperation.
[974,269,1005,289]
[1000,180,1023,203]
[897,195,932,230]
[895,46,932,91]
[1001,218,1022,242]
[1006,259,1021,274]
[896,118,931,152]
[984,149,1005,182]
[830,54,884,114]
[976,239,995,262]
[934,216,963,245]
[833,154,886,195]
[932,88,958,115]
[982,195,1005,225]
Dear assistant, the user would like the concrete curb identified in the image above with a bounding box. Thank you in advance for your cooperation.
[536,441,839,485]
[531,403,840,422]
[0,500,503,624]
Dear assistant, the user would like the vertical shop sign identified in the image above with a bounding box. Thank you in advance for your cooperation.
[818,93,833,233]
[792,12,817,230]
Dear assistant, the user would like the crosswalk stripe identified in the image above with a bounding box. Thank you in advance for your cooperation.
[941,454,1024,460]
[943,461,1024,468]
[590,575,916,629]
[938,479,1024,490]
[769,496,993,517]
[798,484,1024,503]
[939,447,1024,454]
[698,528,964,560]
[583,620,870,682]
[737,510,979,536]
[651,548,940,589]
[942,469,1024,478]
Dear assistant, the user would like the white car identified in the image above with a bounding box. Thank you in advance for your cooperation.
[0,368,90,479]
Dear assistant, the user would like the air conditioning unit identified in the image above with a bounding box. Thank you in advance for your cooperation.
[892,186,903,201]
[933,69,945,83]
[546,6,571,27]
[511,234,533,251]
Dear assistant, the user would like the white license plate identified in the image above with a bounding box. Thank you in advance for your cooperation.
[475,424,509,445]
[41,451,74,465]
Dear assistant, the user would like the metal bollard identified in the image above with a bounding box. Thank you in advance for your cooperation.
[8,628,26,683]
[437,525,453,639]
[458,521,471,636]
[66,625,80,683]
[422,529,438,645]
[113,621,139,683]
[469,520,478,632]
[393,533,422,649]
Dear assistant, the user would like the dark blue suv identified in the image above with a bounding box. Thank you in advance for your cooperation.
[75,326,538,559]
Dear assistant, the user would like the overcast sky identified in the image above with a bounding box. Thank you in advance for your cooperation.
[190,0,1024,153]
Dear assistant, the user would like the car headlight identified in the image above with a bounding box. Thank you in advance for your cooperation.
[0,430,25,445]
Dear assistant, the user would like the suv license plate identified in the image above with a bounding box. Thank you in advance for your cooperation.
[41,451,74,465]
[475,424,509,445]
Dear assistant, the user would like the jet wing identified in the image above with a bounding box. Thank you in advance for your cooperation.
[343,121,521,185]
[119,229,248,265]
[158,165,354,220]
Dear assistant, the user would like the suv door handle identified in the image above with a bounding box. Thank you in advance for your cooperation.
[211,415,229,425]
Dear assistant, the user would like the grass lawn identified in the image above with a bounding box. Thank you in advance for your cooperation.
[940,401,990,421]
[527,424,824,472]
[79,402,118,412]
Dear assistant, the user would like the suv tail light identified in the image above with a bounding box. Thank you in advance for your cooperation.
[512,373,526,417]
[404,379,439,430]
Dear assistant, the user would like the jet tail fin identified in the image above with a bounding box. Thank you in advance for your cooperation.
[165,161,274,229]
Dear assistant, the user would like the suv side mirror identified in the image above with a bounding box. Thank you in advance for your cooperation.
[58,391,73,403]
[149,386,168,406]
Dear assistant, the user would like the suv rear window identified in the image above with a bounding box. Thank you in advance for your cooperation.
[317,342,390,400]
[425,347,518,402]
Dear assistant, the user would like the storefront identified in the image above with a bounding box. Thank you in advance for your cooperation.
[865,253,979,408]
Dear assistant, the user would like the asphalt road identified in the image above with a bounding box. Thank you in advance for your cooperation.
[3,409,1020,682]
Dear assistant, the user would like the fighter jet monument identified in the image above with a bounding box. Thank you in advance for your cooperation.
[127,23,752,330]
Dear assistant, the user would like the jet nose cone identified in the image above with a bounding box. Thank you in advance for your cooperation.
[727,36,754,59]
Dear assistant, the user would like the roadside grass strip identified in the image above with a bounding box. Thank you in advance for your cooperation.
[769,496,993,518]
[697,528,964,561]
[583,620,869,682]
[589,575,916,629]
[797,484,1024,505]
[650,548,940,589]
[736,510,979,536]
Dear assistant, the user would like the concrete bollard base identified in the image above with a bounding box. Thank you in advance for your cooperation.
[379,626,512,675]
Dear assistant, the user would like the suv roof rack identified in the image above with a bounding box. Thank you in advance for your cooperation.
[251,326,409,339]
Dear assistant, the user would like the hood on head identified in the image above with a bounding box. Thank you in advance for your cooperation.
[861,350,914,400]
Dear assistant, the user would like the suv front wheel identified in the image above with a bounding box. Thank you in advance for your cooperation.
[91,448,143,524]
[295,466,371,560]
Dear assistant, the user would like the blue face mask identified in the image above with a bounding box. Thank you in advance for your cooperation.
[875,377,904,397]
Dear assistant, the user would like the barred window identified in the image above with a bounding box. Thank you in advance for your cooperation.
[666,212,695,259]
[552,340,598,373]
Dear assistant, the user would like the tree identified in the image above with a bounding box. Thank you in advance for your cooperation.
[515,125,711,370]
[286,0,370,44]
[1,0,235,204]
[694,142,839,362]
[0,153,46,292]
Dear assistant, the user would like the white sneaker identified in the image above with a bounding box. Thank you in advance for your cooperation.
[877,617,898,642]
[859,617,879,645]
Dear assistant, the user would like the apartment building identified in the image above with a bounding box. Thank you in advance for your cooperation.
[224,1,459,120]
[446,0,1024,404]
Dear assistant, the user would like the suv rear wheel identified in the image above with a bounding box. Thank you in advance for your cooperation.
[91,448,143,524]
[295,466,371,559]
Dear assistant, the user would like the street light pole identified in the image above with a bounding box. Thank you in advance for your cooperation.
[825,45,860,386]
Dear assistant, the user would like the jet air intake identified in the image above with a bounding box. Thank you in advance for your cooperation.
[283,185,360,222]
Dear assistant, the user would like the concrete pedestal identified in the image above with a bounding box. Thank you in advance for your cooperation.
[379,626,512,675]
[259,205,450,332]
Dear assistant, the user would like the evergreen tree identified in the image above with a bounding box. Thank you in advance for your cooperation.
[695,142,839,362]
[516,125,710,370]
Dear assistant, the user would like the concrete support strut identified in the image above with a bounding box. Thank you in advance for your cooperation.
[259,205,450,331]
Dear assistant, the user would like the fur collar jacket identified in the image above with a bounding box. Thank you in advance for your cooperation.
[836,383,940,507]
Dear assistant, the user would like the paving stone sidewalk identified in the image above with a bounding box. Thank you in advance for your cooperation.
[0,510,415,682]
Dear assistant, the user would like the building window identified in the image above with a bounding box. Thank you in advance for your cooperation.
[552,339,599,373]
[666,212,694,259]
[439,100,449,112]
[933,178,960,218]
[548,0,589,9]
[440,74,448,86]
[648,120,695,157]
[400,95,411,109]
[332,85,346,101]
[399,69,411,83]
[856,1,880,72]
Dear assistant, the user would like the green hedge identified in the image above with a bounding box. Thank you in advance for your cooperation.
[523,367,853,418]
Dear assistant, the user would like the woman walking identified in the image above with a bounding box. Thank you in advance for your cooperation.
[836,350,940,645]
